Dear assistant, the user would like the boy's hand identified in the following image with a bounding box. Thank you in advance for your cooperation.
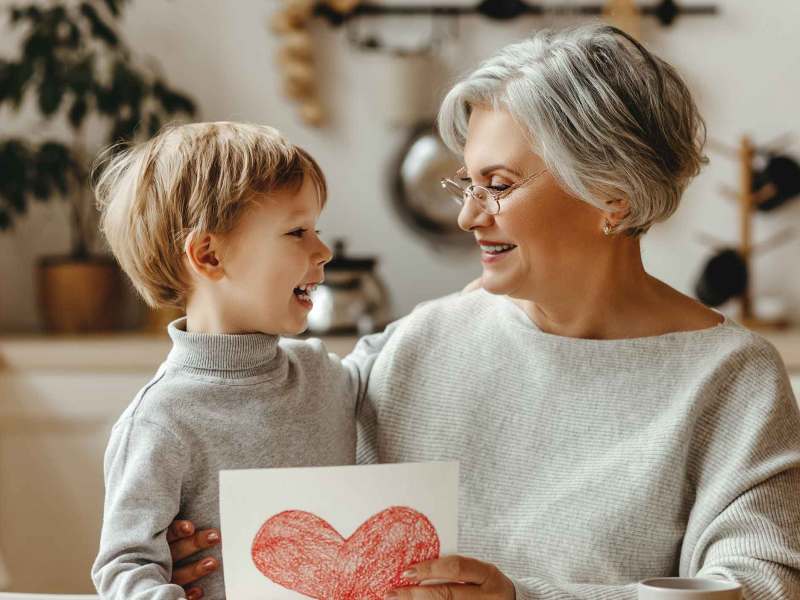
[167,519,221,600]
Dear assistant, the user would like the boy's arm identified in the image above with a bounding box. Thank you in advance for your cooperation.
[92,417,190,600]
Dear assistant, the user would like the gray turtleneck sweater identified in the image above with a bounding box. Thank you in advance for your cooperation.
[91,318,358,600]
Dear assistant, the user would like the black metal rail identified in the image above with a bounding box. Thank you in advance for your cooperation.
[314,0,718,27]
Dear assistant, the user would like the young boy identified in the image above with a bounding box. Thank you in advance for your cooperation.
[91,122,359,600]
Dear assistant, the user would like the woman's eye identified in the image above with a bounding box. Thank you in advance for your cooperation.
[489,184,510,192]
[288,228,307,238]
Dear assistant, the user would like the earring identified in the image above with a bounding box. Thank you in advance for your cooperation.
[602,221,615,236]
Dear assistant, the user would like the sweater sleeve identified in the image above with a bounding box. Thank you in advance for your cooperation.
[512,340,800,600]
[91,416,190,600]
[680,341,800,598]
[344,318,405,465]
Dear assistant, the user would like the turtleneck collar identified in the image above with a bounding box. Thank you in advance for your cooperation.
[165,317,281,378]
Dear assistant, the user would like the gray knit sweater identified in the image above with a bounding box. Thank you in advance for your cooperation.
[348,289,800,599]
[92,318,358,600]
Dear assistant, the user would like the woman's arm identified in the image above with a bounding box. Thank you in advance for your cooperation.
[675,342,800,597]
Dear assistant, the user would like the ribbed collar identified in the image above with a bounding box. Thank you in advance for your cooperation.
[165,318,281,378]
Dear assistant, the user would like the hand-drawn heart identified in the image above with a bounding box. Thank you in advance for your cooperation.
[251,506,440,599]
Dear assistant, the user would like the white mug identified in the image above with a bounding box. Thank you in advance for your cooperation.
[638,577,742,599]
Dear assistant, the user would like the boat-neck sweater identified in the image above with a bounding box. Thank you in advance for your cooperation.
[92,318,358,600]
[348,289,800,599]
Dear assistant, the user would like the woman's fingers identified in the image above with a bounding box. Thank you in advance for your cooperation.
[169,529,221,562]
[390,583,484,600]
[185,586,204,600]
[407,555,493,585]
[387,555,516,600]
[171,556,219,587]
[166,520,195,543]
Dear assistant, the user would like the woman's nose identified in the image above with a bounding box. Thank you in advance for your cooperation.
[457,196,494,232]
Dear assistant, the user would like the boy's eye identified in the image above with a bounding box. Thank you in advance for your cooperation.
[287,228,322,238]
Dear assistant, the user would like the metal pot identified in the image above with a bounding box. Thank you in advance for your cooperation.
[307,240,391,335]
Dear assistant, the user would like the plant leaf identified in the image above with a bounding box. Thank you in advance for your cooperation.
[103,0,121,17]
[147,112,161,136]
[68,95,88,128]
[79,2,118,47]
[37,69,65,116]
[153,80,196,115]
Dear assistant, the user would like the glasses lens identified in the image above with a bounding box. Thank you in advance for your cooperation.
[441,179,466,206]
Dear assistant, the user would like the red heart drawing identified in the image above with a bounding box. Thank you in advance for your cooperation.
[251,506,440,599]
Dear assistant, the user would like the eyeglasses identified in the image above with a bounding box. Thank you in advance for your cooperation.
[440,167,547,215]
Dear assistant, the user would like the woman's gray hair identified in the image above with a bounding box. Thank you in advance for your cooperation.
[438,24,708,236]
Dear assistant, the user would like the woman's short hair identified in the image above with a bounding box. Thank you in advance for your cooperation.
[438,24,707,236]
[94,121,326,309]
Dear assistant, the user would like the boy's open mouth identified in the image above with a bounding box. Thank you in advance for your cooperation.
[293,283,318,303]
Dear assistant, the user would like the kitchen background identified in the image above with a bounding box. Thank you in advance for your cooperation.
[2,0,800,330]
[0,0,799,595]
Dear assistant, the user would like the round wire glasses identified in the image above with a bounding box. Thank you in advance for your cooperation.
[440,166,547,215]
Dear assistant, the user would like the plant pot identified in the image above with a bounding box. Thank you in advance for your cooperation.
[37,256,123,333]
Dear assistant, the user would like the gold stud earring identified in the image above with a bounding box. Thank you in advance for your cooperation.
[602,221,615,236]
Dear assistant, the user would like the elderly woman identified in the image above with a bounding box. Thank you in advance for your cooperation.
[168,24,800,599]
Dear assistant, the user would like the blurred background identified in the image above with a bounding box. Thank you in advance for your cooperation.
[0,0,799,594]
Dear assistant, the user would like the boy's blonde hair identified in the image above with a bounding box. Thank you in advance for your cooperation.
[94,121,327,309]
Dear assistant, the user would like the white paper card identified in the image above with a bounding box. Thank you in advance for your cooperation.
[219,461,459,600]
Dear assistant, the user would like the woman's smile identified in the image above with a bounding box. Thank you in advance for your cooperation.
[478,239,518,264]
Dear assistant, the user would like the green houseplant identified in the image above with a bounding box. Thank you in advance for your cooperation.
[0,0,196,332]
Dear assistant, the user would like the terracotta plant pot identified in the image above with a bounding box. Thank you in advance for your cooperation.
[37,256,122,333]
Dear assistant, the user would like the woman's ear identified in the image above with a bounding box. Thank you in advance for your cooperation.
[602,198,630,228]
[184,231,225,281]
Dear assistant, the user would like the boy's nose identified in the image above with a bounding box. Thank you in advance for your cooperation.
[316,239,333,266]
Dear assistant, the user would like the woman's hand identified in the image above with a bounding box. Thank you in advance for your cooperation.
[166,519,221,600]
[386,555,516,600]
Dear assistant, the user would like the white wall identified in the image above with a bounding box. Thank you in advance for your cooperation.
[1,0,799,332]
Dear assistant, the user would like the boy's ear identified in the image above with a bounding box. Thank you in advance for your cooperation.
[184,231,225,281]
